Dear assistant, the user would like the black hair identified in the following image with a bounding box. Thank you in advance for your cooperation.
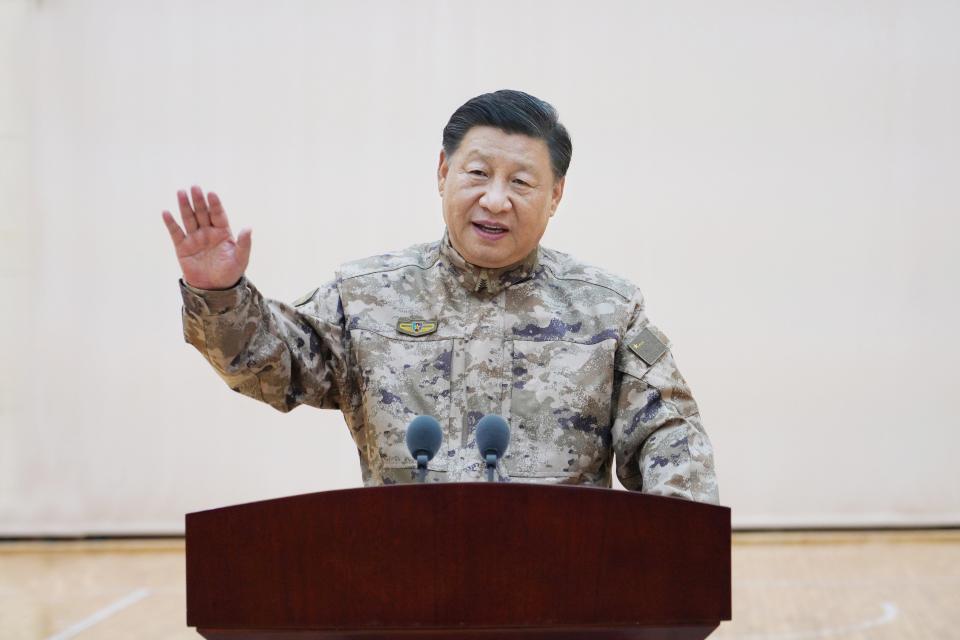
[441,89,572,180]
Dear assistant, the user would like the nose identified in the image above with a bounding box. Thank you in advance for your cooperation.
[478,179,512,214]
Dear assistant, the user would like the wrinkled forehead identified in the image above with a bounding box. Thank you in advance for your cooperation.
[452,126,552,174]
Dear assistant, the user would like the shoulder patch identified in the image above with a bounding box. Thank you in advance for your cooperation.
[627,327,668,366]
[293,287,319,307]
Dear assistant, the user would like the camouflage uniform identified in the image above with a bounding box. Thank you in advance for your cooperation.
[180,233,719,503]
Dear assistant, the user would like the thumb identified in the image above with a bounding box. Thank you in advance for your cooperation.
[236,227,252,268]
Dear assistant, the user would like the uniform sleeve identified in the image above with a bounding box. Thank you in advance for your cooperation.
[179,276,350,413]
[611,294,719,504]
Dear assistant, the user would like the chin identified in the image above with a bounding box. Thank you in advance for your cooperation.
[451,228,515,268]
[463,245,509,268]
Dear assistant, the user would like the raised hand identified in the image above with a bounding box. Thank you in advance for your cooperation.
[161,186,252,290]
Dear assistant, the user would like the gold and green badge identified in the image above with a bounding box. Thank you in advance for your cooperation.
[396,318,439,337]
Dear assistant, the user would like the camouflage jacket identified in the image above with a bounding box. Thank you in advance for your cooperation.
[179,233,719,503]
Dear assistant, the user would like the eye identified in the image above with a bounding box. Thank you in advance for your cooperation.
[513,178,531,187]
[469,169,487,177]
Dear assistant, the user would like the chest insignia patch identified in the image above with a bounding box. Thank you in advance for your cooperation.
[628,327,668,366]
[397,319,439,337]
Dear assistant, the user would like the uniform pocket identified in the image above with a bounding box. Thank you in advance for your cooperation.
[508,338,616,477]
[352,330,454,470]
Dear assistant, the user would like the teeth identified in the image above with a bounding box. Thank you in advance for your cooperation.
[477,224,505,232]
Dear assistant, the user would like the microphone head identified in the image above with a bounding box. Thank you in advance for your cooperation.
[476,414,510,459]
[406,415,443,461]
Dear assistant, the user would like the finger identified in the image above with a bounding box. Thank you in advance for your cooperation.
[161,210,186,247]
[235,227,253,269]
[191,185,211,227]
[177,189,198,232]
[207,191,230,229]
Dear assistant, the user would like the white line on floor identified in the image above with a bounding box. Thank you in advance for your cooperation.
[46,587,151,640]
[732,601,898,640]
[737,576,960,588]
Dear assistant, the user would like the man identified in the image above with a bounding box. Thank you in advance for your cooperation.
[161,90,719,503]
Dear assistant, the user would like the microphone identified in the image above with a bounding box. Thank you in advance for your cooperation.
[476,414,510,482]
[405,415,443,483]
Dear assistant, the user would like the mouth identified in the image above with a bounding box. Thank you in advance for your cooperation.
[471,221,509,237]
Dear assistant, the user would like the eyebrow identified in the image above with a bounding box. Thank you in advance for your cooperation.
[464,151,537,173]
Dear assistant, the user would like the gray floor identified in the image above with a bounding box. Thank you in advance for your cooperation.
[1,531,958,639]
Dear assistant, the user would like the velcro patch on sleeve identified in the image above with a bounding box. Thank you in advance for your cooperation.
[293,287,319,307]
[627,326,668,366]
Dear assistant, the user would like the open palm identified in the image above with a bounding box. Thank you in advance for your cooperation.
[161,186,252,290]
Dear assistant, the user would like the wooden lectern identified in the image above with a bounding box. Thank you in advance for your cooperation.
[186,484,730,639]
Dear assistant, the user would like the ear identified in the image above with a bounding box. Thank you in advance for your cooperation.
[549,176,566,217]
[437,150,449,196]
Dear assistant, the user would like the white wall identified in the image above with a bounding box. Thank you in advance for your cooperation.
[2,0,958,534]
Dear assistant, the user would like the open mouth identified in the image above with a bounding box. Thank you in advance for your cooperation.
[472,222,508,235]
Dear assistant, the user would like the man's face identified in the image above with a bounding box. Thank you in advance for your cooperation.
[438,126,565,269]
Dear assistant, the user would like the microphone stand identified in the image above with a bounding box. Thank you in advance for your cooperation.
[484,453,498,483]
[417,453,429,483]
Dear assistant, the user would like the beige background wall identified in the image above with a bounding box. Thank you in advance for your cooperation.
[1,0,958,534]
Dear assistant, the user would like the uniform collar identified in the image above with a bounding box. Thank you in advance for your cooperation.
[438,229,540,295]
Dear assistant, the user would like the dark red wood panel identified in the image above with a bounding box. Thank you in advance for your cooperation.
[186,484,730,638]
[197,624,719,639]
